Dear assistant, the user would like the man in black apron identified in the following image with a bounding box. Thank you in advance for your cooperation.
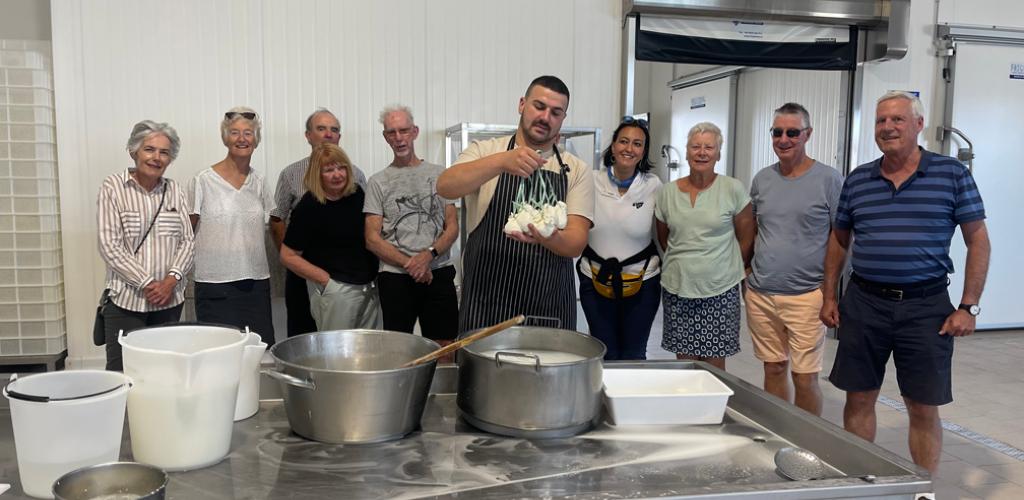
[437,76,594,333]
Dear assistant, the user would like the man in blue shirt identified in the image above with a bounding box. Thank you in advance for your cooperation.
[820,91,991,474]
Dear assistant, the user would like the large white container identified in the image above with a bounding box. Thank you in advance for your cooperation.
[119,325,247,471]
[3,370,131,499]
[234,331,267,421]
[602,369,734,425]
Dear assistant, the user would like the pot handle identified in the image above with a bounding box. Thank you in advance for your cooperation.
[261,369,316,390]
[495,351,541,372]
[524,315,561,328]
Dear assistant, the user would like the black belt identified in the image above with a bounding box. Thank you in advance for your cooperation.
[850,273,948,301]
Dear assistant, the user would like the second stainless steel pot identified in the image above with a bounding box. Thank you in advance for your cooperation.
[457,326,606,438]
[264,330,439,444]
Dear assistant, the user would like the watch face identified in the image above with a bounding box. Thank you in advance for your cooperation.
[969,305,981,316]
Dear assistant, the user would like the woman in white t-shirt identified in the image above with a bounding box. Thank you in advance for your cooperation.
[578,117,662,360]
[188,106,276,345]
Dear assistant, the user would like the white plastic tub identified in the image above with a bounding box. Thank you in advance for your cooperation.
[602,369,734,425]
[119,325,247,471]
[3,370,131,499]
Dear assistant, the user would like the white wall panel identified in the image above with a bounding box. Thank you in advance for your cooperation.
[51,0,622,366]
[733,68,843,186]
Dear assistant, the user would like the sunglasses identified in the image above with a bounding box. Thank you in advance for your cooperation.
[621,115,649,129]
[770,127,806,138]
[225,111,257,120]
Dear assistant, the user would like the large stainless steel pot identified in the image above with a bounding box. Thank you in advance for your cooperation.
[263,330,440,444]
[457,326,605,438]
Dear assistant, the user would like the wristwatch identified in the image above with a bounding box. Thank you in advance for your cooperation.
[428,246,439,258]
[958,303,981,316]
[168,270,183,281]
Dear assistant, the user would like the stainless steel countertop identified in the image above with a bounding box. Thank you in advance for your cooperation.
[1,361,931,499]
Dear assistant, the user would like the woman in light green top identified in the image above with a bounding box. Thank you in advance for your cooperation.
[654,122,755,370]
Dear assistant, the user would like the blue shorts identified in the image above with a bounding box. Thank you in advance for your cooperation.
[828,280,955,406]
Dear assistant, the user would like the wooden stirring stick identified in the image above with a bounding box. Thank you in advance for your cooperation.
[400,314,526,368]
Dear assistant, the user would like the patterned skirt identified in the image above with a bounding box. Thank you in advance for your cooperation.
[661,285,741,358]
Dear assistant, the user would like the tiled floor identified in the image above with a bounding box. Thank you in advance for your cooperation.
[645,310,1024,499]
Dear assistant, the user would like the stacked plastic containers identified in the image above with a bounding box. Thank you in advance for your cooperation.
[0,39,66,361]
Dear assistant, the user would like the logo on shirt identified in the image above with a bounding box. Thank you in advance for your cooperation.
[632,201,645,209]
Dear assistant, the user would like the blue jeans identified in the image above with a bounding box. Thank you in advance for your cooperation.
[578,271,661,360]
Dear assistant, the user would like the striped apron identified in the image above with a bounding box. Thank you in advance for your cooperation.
[458,141,575,333]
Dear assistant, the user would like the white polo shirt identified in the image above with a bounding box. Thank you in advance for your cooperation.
[579,168,662,280]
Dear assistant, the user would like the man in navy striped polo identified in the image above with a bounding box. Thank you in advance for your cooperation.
[820,91,991,474]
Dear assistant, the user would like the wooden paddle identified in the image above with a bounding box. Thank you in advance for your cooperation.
[400,314,526,368]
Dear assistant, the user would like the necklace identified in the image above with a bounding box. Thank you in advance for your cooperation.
[607,167,637,189]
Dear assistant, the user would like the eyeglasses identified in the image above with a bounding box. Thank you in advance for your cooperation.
[770,127,806,138]
[225,111,257,120]
[621,116,649,129]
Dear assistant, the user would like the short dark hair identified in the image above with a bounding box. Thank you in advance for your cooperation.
[603,122,654,174]
[525,75,570,103]
[774,102,811,129]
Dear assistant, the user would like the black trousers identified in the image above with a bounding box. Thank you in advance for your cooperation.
[376,265,458,341]
[285,269,318,337]
[103,302,183,371]
[195,279,275,346]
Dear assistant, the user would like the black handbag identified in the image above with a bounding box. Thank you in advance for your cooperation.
[91,289,111,346]
[93,187,166,346]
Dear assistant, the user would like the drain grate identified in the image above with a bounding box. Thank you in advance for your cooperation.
[877,394,1024,462]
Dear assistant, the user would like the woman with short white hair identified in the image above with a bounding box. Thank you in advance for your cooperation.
[655,122,755,371]
[97,120,194,370]
[188,106,276,345]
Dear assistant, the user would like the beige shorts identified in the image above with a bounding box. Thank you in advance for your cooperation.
[744,287,825,374]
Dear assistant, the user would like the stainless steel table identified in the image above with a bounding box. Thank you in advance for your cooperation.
[1,361,931,499]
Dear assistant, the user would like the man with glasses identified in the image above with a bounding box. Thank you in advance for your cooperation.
[437,75,594,333]
[745,102,843,416]
[270,108,367,337]
[821,91,989,474]
[364,105,459,346]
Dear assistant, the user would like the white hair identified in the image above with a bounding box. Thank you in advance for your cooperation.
[877,91,924,120]
[220,105,262,147]
[687,121,724,150]
[378,104,415,126]
[126,120,181,160]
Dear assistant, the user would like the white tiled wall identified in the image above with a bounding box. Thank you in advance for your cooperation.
[0,39,66,358]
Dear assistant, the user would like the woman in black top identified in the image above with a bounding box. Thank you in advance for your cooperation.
[280,143,381,330]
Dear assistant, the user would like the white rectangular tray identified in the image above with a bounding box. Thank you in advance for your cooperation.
[603,369,734,425]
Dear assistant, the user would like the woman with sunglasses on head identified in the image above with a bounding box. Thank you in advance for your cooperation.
[578,116,662,360]
[188,107,275,345]
[655,122,755,371]
[280,143,381,330]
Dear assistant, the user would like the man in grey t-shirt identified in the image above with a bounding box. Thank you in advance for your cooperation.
[269,108,367,337]
[364,105,459,343]
[745,102,843,416]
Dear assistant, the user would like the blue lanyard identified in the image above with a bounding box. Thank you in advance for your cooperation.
[606,167,637,189]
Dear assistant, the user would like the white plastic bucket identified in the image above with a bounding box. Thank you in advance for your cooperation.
[119,324,247,471]
[3,370,131,499]
[234,330,267,421]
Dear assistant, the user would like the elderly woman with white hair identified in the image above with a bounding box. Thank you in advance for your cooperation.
[188,107,276,345]
[97,120,195,371]
[655,122,755,371]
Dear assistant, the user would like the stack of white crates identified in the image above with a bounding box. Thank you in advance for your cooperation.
[0,39,66,363]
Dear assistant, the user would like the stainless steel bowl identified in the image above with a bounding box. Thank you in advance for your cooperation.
[264,329,440,444]
[52,461,167,500]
